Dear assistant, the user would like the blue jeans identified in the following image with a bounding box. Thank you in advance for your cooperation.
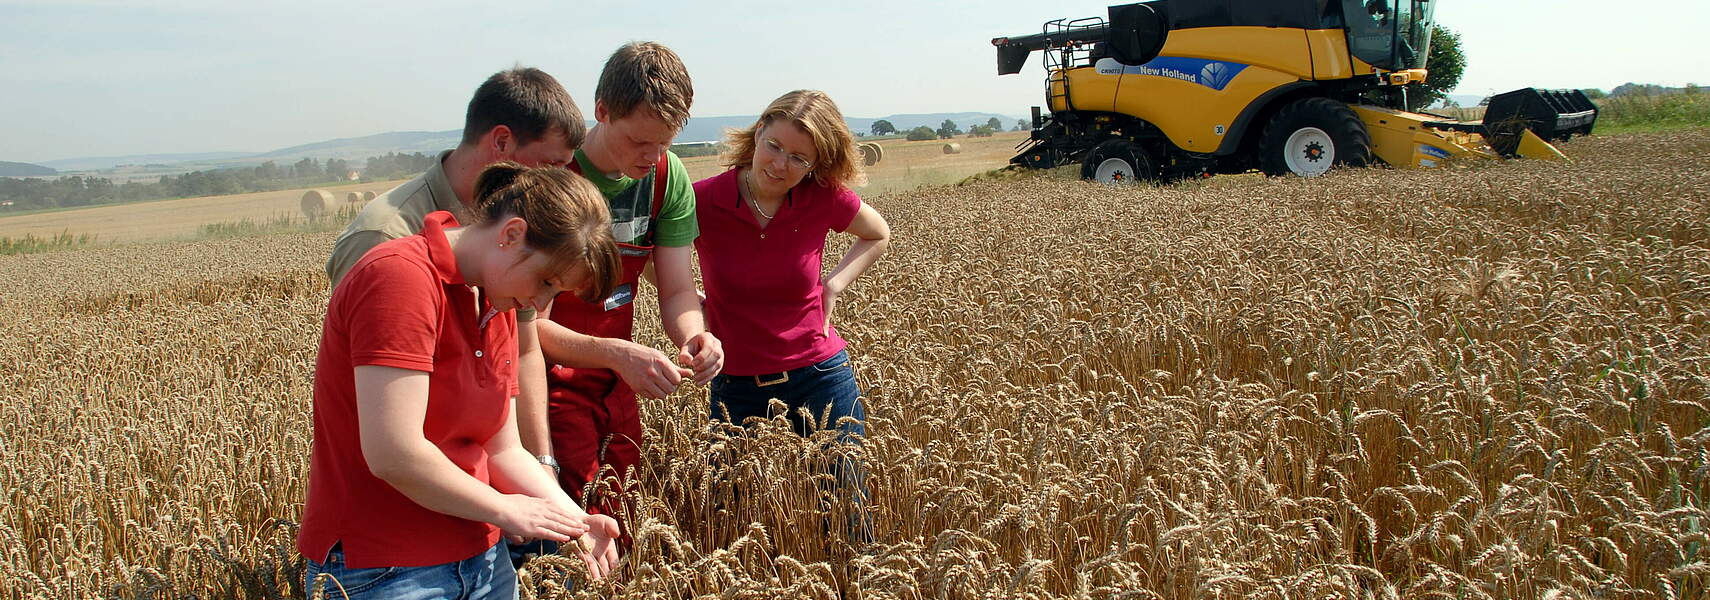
[709,349,873,542]
[304,542,516,600]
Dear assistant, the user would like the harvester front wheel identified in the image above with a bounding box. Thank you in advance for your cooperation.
[1081,139,1156,185]
[1258,98,1371,177]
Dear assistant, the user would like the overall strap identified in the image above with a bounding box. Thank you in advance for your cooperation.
[565,150,669,247]
[645,149,668,246]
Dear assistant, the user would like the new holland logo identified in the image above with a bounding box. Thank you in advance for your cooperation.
[1095,57,1248,91]
[1199,62,1232,89]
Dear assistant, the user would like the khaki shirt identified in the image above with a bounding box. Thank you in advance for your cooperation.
[326,150,466,287]
[325,151,540,321]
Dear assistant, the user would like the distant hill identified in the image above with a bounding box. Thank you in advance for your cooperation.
[251,130,464,163]
[38,111,1028,174]
[38,151,252,172]
[0,161,56,177]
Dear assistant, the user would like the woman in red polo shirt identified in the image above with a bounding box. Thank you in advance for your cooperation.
[300,163,623,598]
[692,90,891,543]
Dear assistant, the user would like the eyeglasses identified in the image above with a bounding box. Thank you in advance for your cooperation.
[761,137,814,171]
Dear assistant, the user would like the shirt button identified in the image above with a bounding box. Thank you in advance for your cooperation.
[760,234,766,239]
[475,350,484,357]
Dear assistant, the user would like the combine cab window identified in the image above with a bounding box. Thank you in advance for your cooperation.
[1396,0,1435,69]
[1342,0,1393,68]
[1339,0,1435,70]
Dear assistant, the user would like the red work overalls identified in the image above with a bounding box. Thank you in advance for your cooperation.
[545,152,667,551]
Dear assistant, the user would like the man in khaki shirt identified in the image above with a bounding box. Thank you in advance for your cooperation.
[325,67,583,489]
[326,68,583,285]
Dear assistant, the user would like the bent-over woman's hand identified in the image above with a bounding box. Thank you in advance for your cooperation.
[490,494,588,544]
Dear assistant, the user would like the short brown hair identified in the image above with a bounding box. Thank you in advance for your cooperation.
[463,67,587,149]
[470,162,620,302]
[595,42,693,129]
[723,90,864,188]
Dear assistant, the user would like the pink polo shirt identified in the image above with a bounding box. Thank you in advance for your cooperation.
[693,169,862,376]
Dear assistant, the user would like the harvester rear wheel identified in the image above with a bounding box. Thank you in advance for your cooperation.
[1080,139,1156,185]
[1258,97,1371,177]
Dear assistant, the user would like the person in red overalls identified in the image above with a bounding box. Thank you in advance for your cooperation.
[527,42,723,553]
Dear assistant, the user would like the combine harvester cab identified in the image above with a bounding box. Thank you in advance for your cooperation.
[993,0,1597,183]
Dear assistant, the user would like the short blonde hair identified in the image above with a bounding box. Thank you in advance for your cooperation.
[722,90,864,188]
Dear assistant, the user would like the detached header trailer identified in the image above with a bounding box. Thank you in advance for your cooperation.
[993,0,1598,183]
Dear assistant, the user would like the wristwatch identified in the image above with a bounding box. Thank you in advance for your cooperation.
[536,454,561,476]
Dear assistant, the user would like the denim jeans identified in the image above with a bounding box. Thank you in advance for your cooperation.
[506,539,558,570]
[709,349,873,542]
[304,541,516,600]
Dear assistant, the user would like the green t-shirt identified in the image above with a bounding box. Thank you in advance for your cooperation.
[571,149,697,247]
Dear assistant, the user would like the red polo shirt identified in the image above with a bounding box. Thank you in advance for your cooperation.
[299,211,519,568]
[693,169,862,375]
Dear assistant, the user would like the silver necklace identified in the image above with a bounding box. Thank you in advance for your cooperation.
[742,169,776,220]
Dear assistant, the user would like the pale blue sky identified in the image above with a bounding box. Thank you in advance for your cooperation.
[1,0,1702,163]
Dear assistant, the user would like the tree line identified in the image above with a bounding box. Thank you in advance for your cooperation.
[868,117,1033,142]
[0,152,439,212]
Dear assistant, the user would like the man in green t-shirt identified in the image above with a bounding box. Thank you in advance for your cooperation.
[537,42,722,550]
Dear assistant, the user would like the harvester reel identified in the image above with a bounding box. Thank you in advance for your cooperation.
[1258,97,1372,177]
[1081,139,1155,185]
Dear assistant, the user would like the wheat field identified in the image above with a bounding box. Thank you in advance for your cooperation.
[0,129,1706,599]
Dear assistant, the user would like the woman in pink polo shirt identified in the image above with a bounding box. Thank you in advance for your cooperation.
[300,163,623,598]
[692,90,891,542]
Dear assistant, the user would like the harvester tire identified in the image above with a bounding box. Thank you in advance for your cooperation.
[1080,139,1156,185]
[1257,97,1371,177]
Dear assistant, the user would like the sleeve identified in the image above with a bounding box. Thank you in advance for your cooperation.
[829,185,863,233]
[326,229,394,286]
[341,254,441,372]
[651,152,700,248]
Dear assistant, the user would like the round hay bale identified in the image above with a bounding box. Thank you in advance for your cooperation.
[942,143,962,155]
[363,190,376,202]
[346,192,363,204]
[870,142,885,162]
[300,189,335,219]
[858,144,879,167]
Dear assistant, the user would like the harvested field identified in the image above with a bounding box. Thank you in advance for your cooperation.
[0,132,1030,246]
[0,180,403,244]
[1,130,1707,599]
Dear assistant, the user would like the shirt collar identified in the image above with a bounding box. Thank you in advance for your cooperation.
[426,150,472,224]
[572,148,627,184]
[420,210,466,285]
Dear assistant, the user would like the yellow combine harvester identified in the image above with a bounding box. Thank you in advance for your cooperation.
[993,0,1598,182]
